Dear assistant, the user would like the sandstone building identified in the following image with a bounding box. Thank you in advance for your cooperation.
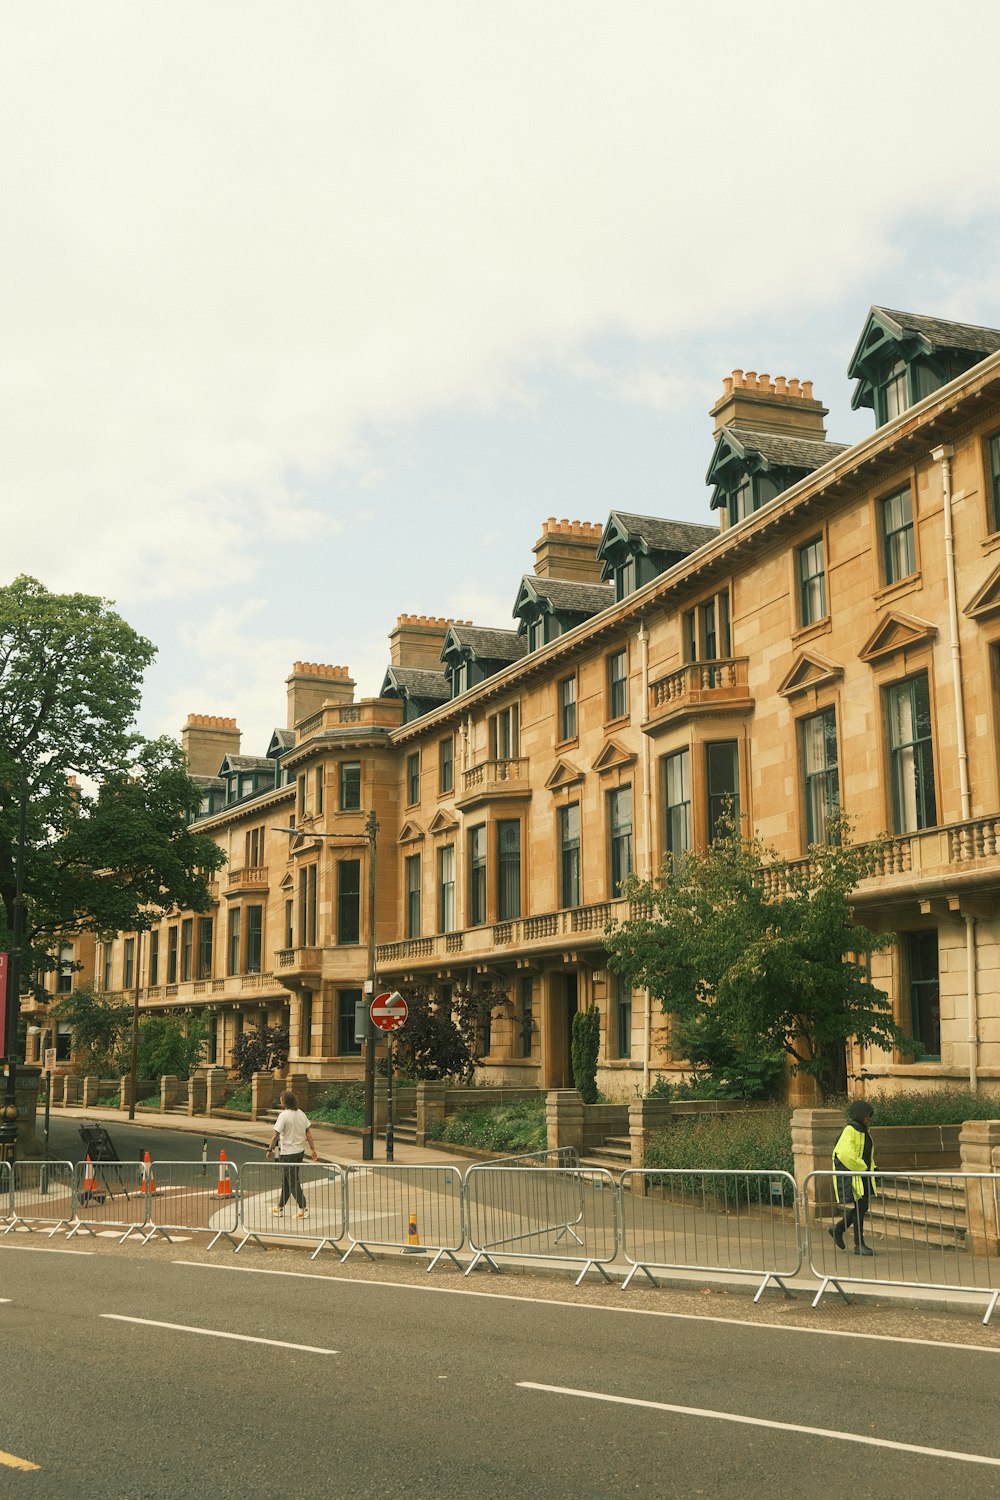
[31,305,1000,1101]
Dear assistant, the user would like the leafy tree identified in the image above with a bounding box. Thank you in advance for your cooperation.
[605,812,903,1098]
[0,576,225,995]
[53,985,132,1075]
[648,1008,786,1101]
[571,1004,600,1103]
[231,1023,290,1083]
[136,1014,208,1080]
[387,983,511,1081]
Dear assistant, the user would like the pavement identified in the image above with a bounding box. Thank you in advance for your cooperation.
[17,1105,1000,1323]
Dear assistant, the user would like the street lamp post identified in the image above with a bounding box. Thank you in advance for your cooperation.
[272,810,380,1161]
[0,774,28,1162]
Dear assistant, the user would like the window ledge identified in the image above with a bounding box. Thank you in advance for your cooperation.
[873,571,922,608]
[791,616,832,646]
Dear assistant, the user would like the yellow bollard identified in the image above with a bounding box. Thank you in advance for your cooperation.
[403,1210,425,1254]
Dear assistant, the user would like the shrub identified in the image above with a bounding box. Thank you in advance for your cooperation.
[643,1106,794,1204]
[223,1083,252,1113]
[427,1098,547,1155]
[864,1088,1000,1126]
[571,1005,600,1104]
[311,1083,365,1128]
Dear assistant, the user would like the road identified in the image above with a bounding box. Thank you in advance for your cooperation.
[3,1233,1000,1499]
[44,1115,268,1171]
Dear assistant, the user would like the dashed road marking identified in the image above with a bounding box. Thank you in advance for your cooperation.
[100,1312,338,1354]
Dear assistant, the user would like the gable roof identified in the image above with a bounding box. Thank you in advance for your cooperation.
[380,665,451,702]
[599,510,718,559]
[714,426,850,475]
[218,755,273,774]
[442,625,527,664]
[514,574,615,619]
[868,307,1000,359]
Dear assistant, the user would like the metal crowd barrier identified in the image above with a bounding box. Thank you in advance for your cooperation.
[67,1158,148,1243]
[619,1168,801,1300]
[236,1162,345,1258]
[342,1164,465,1271]
[142,1159,242,1249]
[805,1170,1000,1325]
[0,1160,12,1224]
[5,1161,77,1237]
[465,1163,619,1284]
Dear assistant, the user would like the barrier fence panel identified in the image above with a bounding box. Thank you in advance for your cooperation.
[805,1170,1000,1324]
[236,1162,345,1257]
[619,1169,801,1300]
[341,1165,465,1271]
[68,1159,148,1243]
[465,1164,619,1284]
[489,1148,580,1169]
[6,1162,77,1237]
[0,1161,11,1223]
[142,1160,242,1248]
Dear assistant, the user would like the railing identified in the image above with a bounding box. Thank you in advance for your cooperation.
[276,948,321,971]
[461,757,529,792]
[227,865,268,889]
[648,657,750,717]
[377,902,619,966]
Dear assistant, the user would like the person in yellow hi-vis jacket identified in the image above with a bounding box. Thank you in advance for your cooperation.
[830,1099,877,1256]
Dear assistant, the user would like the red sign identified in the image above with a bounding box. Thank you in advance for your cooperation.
[0,952,7,1058]
[370,990,408,1032]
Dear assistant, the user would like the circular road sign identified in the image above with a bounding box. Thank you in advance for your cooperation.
[370,990,408,1032]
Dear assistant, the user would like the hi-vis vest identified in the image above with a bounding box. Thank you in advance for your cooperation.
[832,1123,878,1203]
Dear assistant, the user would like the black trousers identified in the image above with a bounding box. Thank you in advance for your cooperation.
[837,1187,870,1244]
[277,1151,307,1209]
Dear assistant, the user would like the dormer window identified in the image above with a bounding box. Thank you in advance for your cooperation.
[849,306,1000,428]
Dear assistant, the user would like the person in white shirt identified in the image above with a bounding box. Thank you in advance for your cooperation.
[265,1091,319,1217]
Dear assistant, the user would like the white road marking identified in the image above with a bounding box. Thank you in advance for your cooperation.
[172,1260,1000,1357]
[517,1382,1000,1468]
[0,1243,94,1255]
[100,1312,338,1354]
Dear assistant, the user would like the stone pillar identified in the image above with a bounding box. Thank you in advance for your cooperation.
[81,1075,100,1108]
[204,1066,228,1115]
[119,1076,135,1109]
[160,1076,180,1112]
[188,1071,207,1115]
[249,1072,278,1120]
[627,1097,677,1169]
[63,1075,81,1106]
[959,1120,1000,1256]
[416,1081,447,1147]
[791,1107,843,1216]
[546,1089,584,1157]
[286,1073,310,1110]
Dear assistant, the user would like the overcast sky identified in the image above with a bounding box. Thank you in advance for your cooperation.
[4,2,1000,756]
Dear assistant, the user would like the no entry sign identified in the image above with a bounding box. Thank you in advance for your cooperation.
[370,990,408,1032]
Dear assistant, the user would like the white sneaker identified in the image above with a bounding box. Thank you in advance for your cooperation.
[271,1206,282,1216]
[297,1208,309,1219]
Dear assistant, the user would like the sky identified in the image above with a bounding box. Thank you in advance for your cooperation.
[4,1,1000,757]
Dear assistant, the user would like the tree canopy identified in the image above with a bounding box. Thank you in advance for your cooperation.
[0,576,225,995]
[605,813,905,1097]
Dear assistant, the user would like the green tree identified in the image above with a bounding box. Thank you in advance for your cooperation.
[571,1004,600,1103]
[136,1014,208,1080]
[605,812,903,1098]
[53,985,132,1075]
[0,576,225,994]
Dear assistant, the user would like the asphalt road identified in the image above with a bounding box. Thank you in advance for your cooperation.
[4,1238,1000,1499]
[44,1115,266,1171]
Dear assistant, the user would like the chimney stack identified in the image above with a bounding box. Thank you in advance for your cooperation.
[532,517,604,582]
[181,715,241,776]
[389,615,466,669]
[285,662,355,730]
[710,370,828,442]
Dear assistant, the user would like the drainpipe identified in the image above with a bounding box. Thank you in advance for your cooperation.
[638,618,653,1096]
[966,915,979,1093]
[932,443,977,1088]
[932,444,971,821]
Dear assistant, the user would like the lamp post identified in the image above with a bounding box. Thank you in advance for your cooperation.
[0,774,28,1162]
[272,810,379,1161]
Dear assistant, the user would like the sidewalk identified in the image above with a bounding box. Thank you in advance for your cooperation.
[48,1104,469,1168]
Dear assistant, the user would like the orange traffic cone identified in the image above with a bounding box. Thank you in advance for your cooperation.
[141,1150,157,1196]
[82,1155,96,1195]
[215,1149,233,1198]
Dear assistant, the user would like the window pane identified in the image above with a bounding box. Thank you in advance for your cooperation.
[664,749,691,864]
[340,761,361,811]
[706,741,739,840]
[802,708,840,844]
[905,931,940,1058]
[338,859,361,944]
[609,786,633,894]
[338,989,363,1056]
[798,538,827,625]
[881,488,915,584]
[438,844,456,932]
[469,826,486,925]
[560,803,581,907]
[439,738,453,794]
[887,674,936,832]
[497,820,521,919]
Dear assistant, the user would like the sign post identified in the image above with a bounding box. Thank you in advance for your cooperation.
[370,992,408,1161]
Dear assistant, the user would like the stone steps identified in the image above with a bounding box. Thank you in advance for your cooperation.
[866,1175,969,1250]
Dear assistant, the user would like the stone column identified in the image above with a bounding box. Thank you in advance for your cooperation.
[791,1107,843,1217]
[204,1066,229,1115]
[627,1097,677,1169]
[251,1071,280,1120]
[188,1071,207,1115]
[63,1075,81,1106]
[959,1120,1000,1256]
[81,1075,100,1109]
[119,1076,136,1109]
[286,1073,310,1110]
[160,1076,180,1112]
[546,1089,584,1157]
[416,1081,447,1147]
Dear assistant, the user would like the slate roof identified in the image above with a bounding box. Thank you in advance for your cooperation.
[517,575,615,615]
[191,774,225,790]
[723,427,850,472]
[604,511,718,555]
[444,626,528,663]
[268,728,295,752]
[381,666,451,701]
[873,306,1000,357]
[219,755,273,773]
